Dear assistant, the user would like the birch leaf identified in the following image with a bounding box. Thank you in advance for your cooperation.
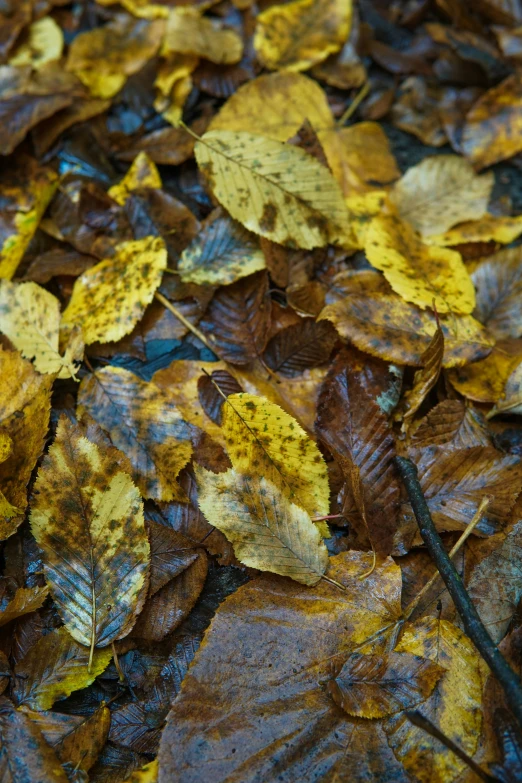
[61,236,167,345]
[30,417,150,651]
[195,130,353,250]
[0,280,83,378]
[196,467,328,585]
[221,392,329,517]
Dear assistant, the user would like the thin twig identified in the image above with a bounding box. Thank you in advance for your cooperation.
[405,711,499,782]
[155,291,213,351]
[395,456,522,731]
[336,82,370,127]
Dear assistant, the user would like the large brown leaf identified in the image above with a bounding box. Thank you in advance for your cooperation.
[263,319,337,377]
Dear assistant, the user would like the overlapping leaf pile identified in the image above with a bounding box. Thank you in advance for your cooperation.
[2,0,522,780]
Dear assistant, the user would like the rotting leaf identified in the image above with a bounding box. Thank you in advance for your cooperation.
[198,370,244,426]
[488,359,522,417]
[30,417,150,654]
[410,400,491,451]
[0,585,48,627]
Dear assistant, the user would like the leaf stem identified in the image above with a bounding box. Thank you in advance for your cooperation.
[395,456,522,731]
[155,291,213,351]
[336,82,370,127]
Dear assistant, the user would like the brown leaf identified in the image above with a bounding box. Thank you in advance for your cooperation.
[0,585,48,627]
[197,370,244,426]
[147,521,199,596]
[328,651,444,718]
[472,246,522,340]
[410,400,491,450]
[394,325,444,431]
[199,271,271,365]
[117,124,196,165]
[263,318,337,377]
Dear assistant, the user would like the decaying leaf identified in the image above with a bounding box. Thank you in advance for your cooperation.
[221,392,329,517]
[0,585,48,627]
[13,627,112,711]
[426,214,522,248]
[195,130,352,249]
[78,366,193,501]
[448,340,522,403]
[30,417,150,651]
[390,154,493,237]
[0,280,83,378]
[61,236,167,345]
[254,0,352,72]
[162,8,243,65]
[263,319,337,377]
[108,152,162,206]
[472,246,522,340]
[410,400,491,450]
[395,325,444,430]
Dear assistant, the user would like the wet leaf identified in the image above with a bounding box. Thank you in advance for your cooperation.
[30,417,150,650]
[78,366,193,502]
[197,370,244,426]
[472,246,522,340]
[365,213,475,314]
[123,760,158,782]
[195,130,352,249]
[147,521,199,596]
[61,236,167,345]
[13,627,112,711]
[0,280,83,378]
[108,152,162,206]
[394,325,444,430]
[221,392,329,517]
[263,318,337,377]
[162,8,243,65]
[254,0,352,72]
[55,706,111,773]
[410,400,491,450]
[391,155,493,237]
[329,651,444,719]
[0,585,48,627]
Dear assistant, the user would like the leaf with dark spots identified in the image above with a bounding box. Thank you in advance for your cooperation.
[197,370,244,426]
[263,318,337,377]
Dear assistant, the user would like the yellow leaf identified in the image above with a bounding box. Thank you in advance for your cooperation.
[0,432,21,520]
[221,392,329,517]
[13,627,112,711]
[8,17,64,69]
[123,760,158,782]
[61,236,167,345]
[345,190,390,247]
[426,213,522,247]
[178,210,266,286]
[0,280,83,378]
[195,130,352,249]
[78,366,193,502]
[365,213,475,314]
[196,467,328,585]
[390,154,493,237]
[448,341,522,403]
[154,53,198,126]
[386,618,484,783]
[30,417,150,651]
[108,152,162,205]
[96,0,168,18]
[209,72,334,141]
[0,163,58,280]
[162,8,243,64]
[254,0,352,72]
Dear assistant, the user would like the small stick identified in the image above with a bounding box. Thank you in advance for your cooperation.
[395,456,522,731]
[402,496,490,620]
[112,642,125,683]
[311,514,346,523]
[155,291,213,351]
[405,711,499,782]
[337,82,370,127]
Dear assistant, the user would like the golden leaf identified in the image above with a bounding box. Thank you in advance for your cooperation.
[0,162,58,280]
[390,154,493,237]
[0,585,48,627]
[162,8,243,64]
[365,213,475,314]
[448,341,522,403]
[426,214,522,247]
[108,152,162,205]
[123,760,158,782]
[221,392,329,517]
[254,0,352,72]
[0,433,22,520]
[78,366,193,502]
[0,280,83,378]
[97,0,168,18]
[154,53,198,126]
[195,130,352,249]
[488,359,522,417]
[13,627,112,711]
[61,236,167,345]
[386,619,484,783]
[197,466,328,585]
[30,417,150,654]
[8,17,63,69]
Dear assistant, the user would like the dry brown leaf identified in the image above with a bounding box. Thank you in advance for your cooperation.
[263,318,337,377]
[394,325,444,431]
[410,400,491,450]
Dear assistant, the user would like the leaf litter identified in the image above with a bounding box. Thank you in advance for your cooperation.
[2,1,522,781]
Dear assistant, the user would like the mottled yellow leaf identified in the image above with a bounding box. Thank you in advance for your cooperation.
[448,341,522,403]
[0,280,83,378]
[391,155,493,237]
[197,467,328,585]
[0,433,21,520]
[8,17,63,69]
[78,366,193,502]
[30,417,150,651]
[195,130,353,249]
[13,627,112,711]
[108,152,162,205]
[162,8,243,64]
[254,0,352,72]
[345,190,390,247]
[221,392,329,517]
[365,213,475,314]
[61,236,167,345]
[0,164,58,280]
[426,214,522,247]
[386,619,484,783]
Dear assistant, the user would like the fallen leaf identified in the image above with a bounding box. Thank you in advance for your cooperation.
[365,213,475,314]
[0,280,83,378]
[162,8,243,65]
[197,369,244,426]
[61,236,167,345]
[123,760,159,782]
[0,585,48,627]
[410,400,491,450]
[197,466,328,584]
[13,627,112,711]
[472,246,522,340]
[488,358,522,416]
[263,318,337,376]
[425,214,522,247]
[8,17,63,70]
[78,366,193,502]
[178,209,266,286]
[329,651,444,719]
[391,76,447,147]
[254,0,352,72]
[221,392,329,517]
[117,124,196,165]
[32,97,112,157]
[147,521,199,596]
[108,152,162,206]
[30,417,150,651]
[390,154,494,237]
[55,706,111,773]
[153,52,197,126]
[195,130,352,249]
[448,340,522,403]
[394,325,444,430]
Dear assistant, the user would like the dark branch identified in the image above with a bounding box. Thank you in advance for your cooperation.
[394,456,522,732]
